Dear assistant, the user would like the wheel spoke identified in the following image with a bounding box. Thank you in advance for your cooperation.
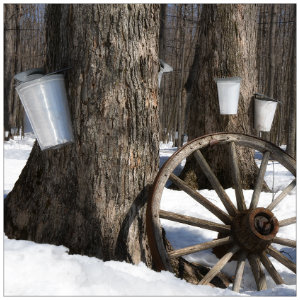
[279,217,296,227]
[193,149,237,217]
[168,236,233,258]
[259,252,285,285]
[272,237,296,248]
[232,251,247,292]
[229,142,247,211]
[159,210,231,234]
[248,254,267,291]
[266,246,296,273]
[249,151,270,209]
[199,244,240,285]
[169,173,232,224]
[267,179,296,211]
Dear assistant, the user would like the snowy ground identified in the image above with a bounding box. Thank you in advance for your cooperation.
[3,135,297,296]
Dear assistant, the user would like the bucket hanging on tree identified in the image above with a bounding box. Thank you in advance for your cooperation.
[15,69,74,150]
[158,59,173,88]
[214,77,242,115]
[254,93,279,132]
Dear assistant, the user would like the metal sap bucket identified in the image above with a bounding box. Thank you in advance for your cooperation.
[158,59,173,88]
[215,77,242,115]
[254,93,279,132]
[15,73,74,150]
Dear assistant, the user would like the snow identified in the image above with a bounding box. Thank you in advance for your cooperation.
[4,236,240,296]
[3,133,35,197]
[3,135,297,296]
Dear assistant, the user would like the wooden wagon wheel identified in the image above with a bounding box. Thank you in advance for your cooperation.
[146,132,296,292]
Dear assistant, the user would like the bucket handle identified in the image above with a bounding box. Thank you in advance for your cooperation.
[45,66,72,76]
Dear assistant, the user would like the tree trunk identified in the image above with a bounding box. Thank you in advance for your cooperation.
[5,4,160,266]
[159,4,167,60]
[182,4,259,189]
[177,5,186,148]
[158,4,167,142]
[266,5,277,98]
[261,5,277,143]
[286,5,296,159]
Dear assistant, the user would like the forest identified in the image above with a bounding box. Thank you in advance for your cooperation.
[4,4,296,156]
[3,3,296,296]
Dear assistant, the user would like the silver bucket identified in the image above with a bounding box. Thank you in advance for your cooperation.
[15,74,74,150]
[158,59,173,88]
[254,97,278,132]
[214,77,242,115]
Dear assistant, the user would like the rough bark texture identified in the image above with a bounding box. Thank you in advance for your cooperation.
[5,4,160,266]
[182,4,259,189]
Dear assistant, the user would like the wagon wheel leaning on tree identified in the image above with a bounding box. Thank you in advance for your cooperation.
[147,133,296,292]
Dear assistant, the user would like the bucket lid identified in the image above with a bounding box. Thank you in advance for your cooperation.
[159,59,173,73]
[26,74,44,81]
[214,76,242,83]
[16,74,65,92]
[14,68,45,82]
[254,93,281,103]
[14,66,72,83]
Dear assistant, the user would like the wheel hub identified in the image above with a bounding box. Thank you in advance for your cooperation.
[232,207,279,253]
[213,208,279,260]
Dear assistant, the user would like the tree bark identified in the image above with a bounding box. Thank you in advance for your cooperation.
[5,4,160,266]
[182,4,259,189]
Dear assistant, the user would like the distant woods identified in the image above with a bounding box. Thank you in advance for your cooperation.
[4,4,45,134]
[256,5,296,157]
[159,4,296,158]
[3,4,296,157]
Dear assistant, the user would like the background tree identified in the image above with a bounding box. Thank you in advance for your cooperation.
[5,4,160,266]
[285,6,296,158]
[4,4,45,134]
[4,4,22,132]
[5,4,295,156]
[156,4,295,156]
[158,4,201,145]
[256,4,296,152]
[181,4,259,189]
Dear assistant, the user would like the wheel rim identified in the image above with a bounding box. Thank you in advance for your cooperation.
[146,132,296,292]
